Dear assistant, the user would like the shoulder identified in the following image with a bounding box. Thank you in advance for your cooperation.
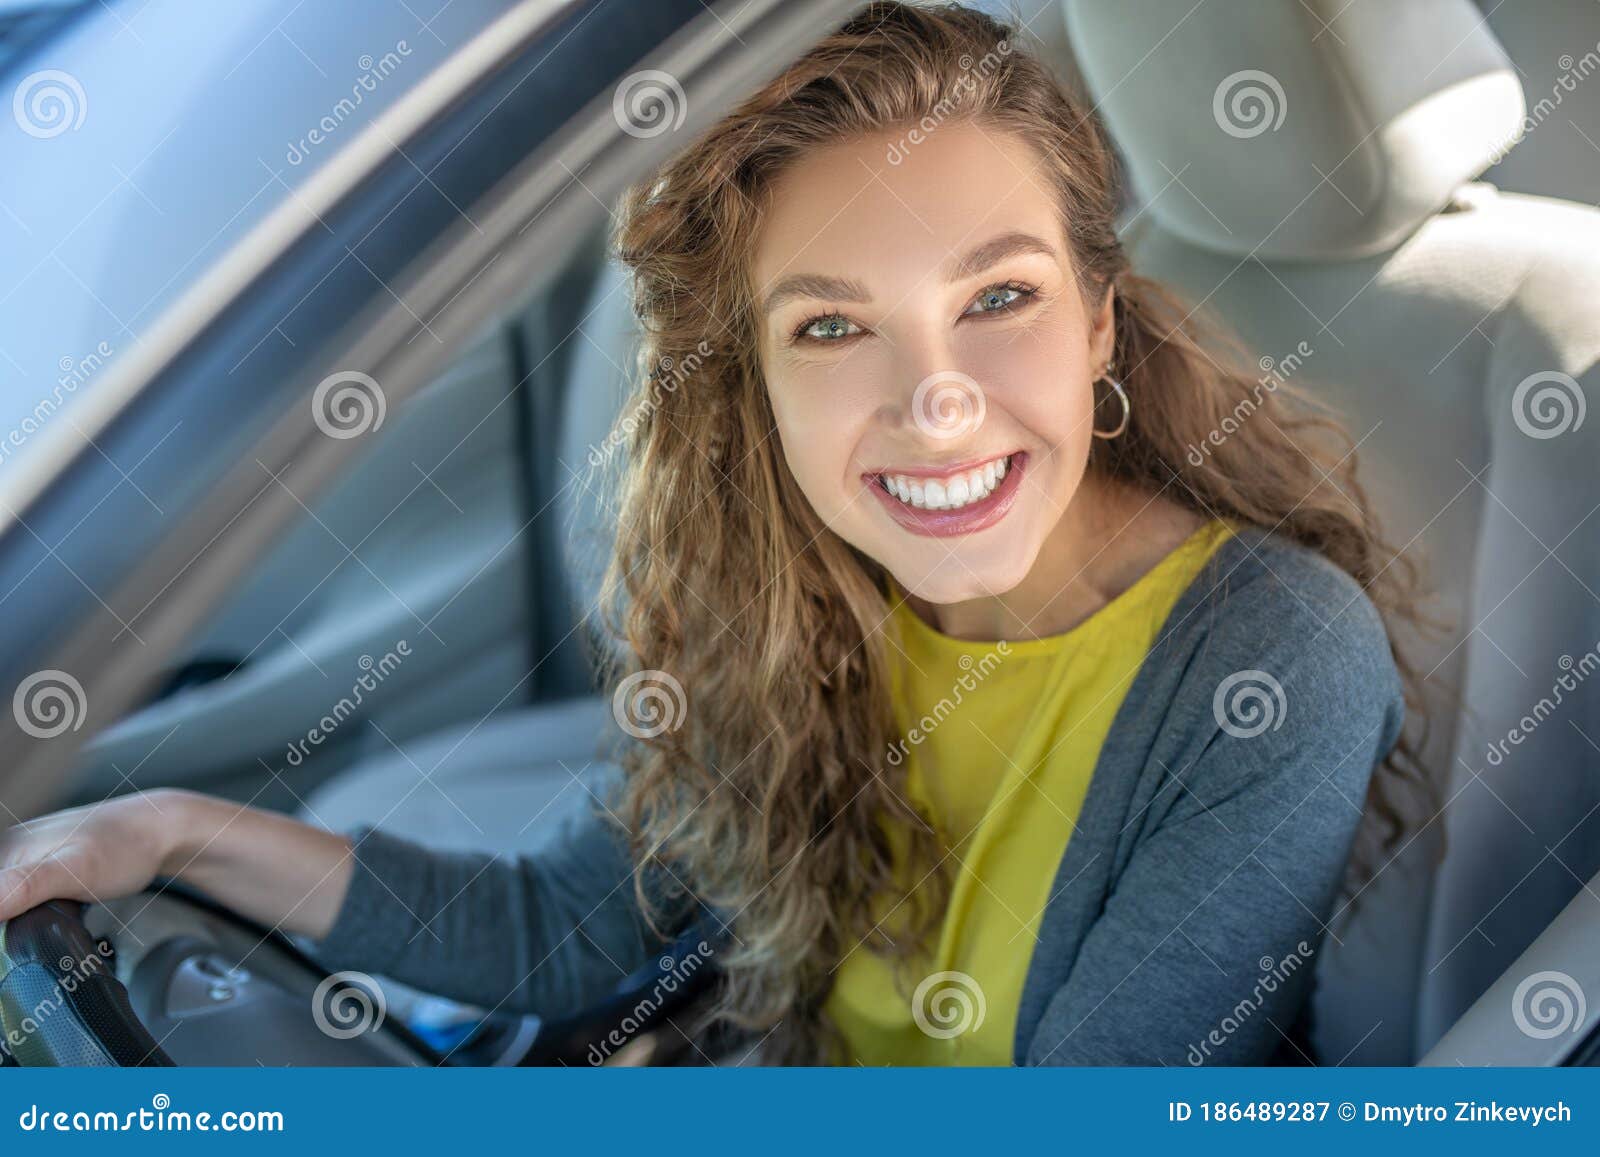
[1194,526,1395,684]
[1155,525,1406,786]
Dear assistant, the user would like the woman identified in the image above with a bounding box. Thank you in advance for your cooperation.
[0,3,1427,1065]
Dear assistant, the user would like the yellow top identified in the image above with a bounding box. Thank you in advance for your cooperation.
[826,519,1235,1065]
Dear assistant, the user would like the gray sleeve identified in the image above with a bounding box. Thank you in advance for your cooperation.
[1024,603,1406,1066]
[305,767,663,1018]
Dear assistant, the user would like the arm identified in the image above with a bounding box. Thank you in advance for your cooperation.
[0,766,665,1020]
[1025,632,1406,1066]
[304,764,666,1017]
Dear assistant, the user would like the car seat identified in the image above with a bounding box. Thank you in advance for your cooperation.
[1062,0,1600,1062]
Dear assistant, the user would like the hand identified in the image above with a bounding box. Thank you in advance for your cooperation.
[0,789,355,941]
[0,790,187,922]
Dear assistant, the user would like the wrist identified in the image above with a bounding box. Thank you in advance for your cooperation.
[150,788,222,879]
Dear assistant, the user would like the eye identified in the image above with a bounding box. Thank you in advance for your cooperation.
[794,313,863,343]
[963,281,1038,317]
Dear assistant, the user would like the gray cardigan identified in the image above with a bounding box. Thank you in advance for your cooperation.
[311,526,1406,1065]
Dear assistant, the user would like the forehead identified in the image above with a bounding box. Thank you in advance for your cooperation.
[751,121,1063,291]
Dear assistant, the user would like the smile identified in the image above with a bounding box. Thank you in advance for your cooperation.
[864,451,1027,538]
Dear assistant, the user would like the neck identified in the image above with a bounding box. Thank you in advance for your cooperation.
[906,473,1207,643]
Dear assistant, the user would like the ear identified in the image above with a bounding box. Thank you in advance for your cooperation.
[1088,286,1116,373]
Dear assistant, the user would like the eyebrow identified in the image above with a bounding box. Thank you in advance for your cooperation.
[945,231,1058,281]
[759,273,872,318]
[759,231,1059,318]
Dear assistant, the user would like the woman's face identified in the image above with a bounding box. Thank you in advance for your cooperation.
[752,121,1115,604]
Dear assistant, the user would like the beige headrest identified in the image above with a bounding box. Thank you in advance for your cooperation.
[1063,0,1526,260]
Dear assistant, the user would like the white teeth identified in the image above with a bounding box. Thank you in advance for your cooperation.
[878,454,1012,512]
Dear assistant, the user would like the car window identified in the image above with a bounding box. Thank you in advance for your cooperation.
[0,0,526,469]
[0,0,92,74]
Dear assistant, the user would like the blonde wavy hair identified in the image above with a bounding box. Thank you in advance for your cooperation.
[596,1,1433,1061]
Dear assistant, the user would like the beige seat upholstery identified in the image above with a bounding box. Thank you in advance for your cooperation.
[1064,0,1600,1062]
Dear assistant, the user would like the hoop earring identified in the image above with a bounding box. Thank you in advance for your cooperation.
[1093,374,1130,440]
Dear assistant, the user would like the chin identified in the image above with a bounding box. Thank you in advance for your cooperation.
[888,543,1038,606]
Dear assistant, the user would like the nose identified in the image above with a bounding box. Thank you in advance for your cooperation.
[875,327,988,443]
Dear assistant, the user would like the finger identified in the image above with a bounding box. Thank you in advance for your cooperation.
[0,859,72,922]
[0,864,39,921]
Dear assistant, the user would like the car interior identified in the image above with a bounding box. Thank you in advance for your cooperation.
[9,0,1600,1067]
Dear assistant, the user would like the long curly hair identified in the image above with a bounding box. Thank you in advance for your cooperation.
[596,1,1434,1061]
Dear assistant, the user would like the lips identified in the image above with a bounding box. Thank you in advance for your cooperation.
[864,451,1027,538]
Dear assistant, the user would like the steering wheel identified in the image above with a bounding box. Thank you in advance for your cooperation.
[0,899,173,1066]
[0,889,439,1067]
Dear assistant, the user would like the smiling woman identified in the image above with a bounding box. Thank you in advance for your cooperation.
[595,1,1432,1062]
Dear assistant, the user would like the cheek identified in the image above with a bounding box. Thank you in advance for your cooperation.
[765,362,881,508]
[963,316,1095,451]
